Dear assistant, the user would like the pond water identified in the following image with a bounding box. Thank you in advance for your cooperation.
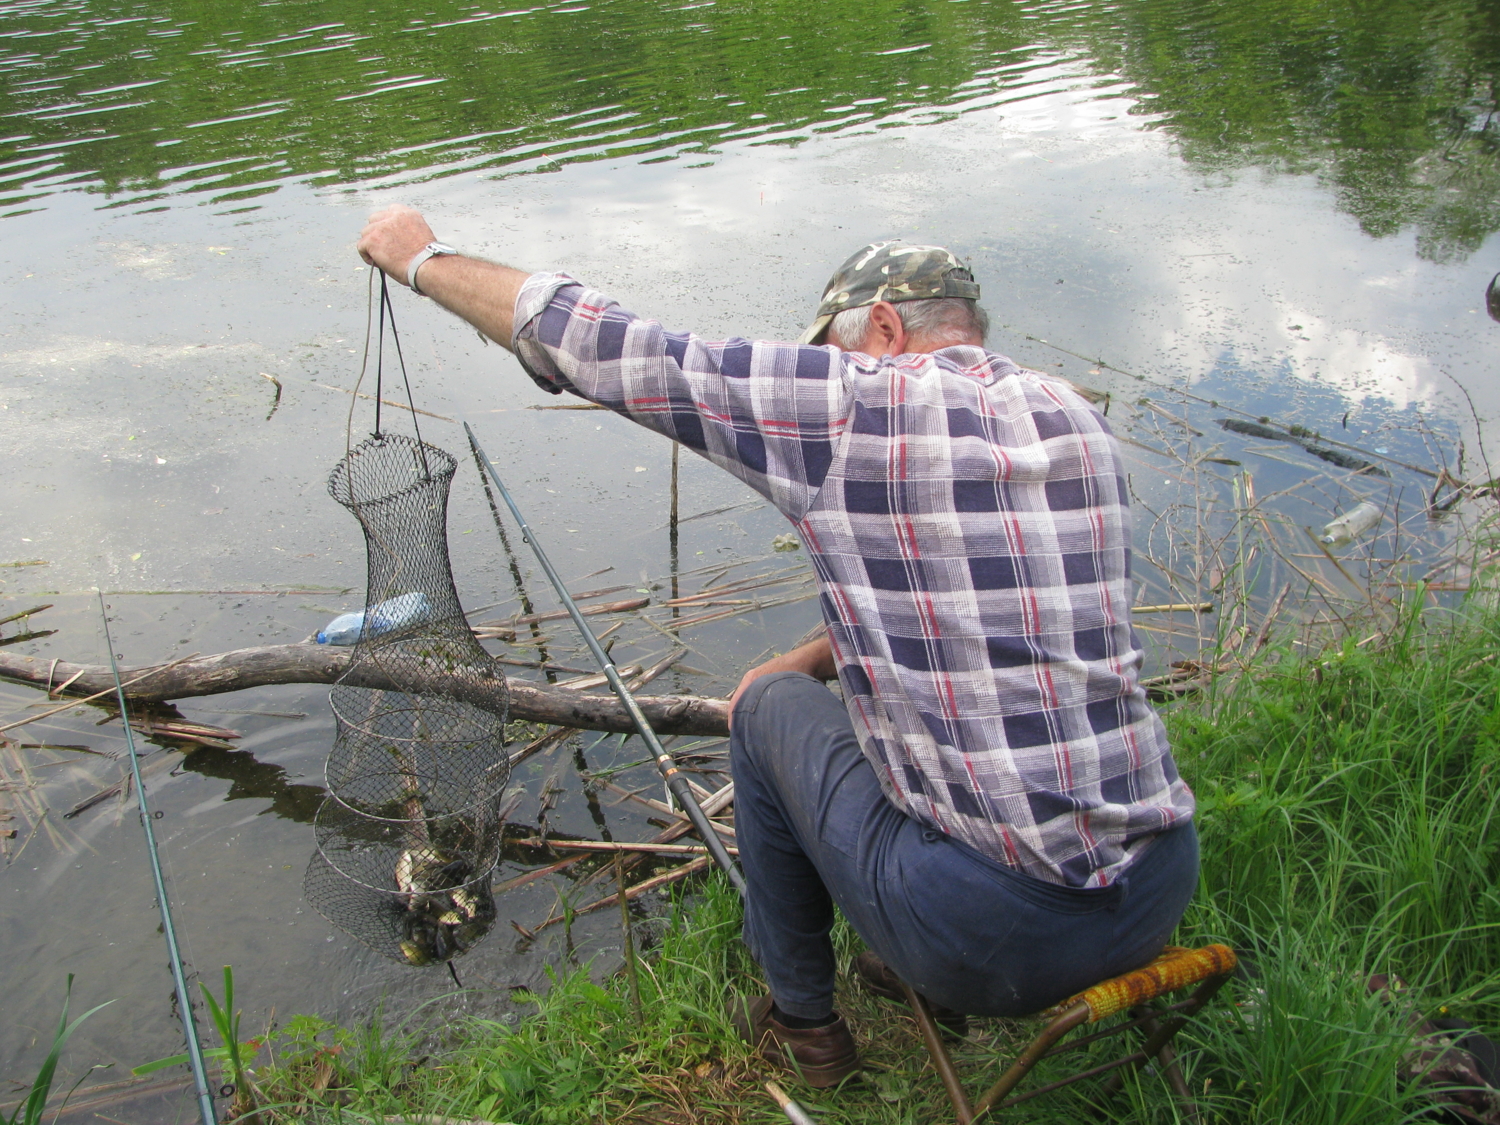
[3,0,1500,1116]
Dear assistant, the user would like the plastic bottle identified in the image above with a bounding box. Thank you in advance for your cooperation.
[316,591,432,645]
[1319,501,1383,547]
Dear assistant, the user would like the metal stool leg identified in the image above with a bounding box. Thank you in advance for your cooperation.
[1096,971,1231,1117]
[894,951,1235,1125]
[1136,1009,1196,1108]
[970,1002,1091,1120]
[899,979,975,1124]
[1097,1006,1197,1120]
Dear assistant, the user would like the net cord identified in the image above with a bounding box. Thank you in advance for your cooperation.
[344,265,432,479]
[376,273,432,478]
[96,591,218,1125]
[345,266,378,463]
[464,422,746,895]
[374,274,385,439]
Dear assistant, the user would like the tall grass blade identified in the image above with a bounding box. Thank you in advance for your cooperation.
[5,975,113,1125]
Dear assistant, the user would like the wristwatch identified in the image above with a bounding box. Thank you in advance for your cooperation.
[406,241,459,296]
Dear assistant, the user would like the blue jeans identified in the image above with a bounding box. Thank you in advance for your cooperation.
[730,672,1199,1019]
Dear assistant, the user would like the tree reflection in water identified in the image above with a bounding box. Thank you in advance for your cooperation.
[180,745,326,825]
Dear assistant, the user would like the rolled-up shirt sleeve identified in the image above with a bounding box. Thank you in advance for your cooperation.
[511,272,849,522]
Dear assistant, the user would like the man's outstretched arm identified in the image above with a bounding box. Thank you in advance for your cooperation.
[357,205,528,349]
[359,204,849,526]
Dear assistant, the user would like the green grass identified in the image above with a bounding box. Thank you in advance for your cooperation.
[239,608,1500,1124]
[3,975,113,1125]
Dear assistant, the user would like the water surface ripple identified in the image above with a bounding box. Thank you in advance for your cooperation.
[3,0,1498,258]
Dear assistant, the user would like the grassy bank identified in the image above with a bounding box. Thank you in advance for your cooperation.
[236,608,1500,1123]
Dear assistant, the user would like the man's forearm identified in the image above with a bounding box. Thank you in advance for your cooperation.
[411,255,529,349]
[786,635,837,681]
[727,634,836,727]
[356,204,530,349]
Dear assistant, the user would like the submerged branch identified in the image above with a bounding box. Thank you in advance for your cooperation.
[0,644,731,737]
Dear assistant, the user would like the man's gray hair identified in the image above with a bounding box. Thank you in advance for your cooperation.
[827,297,990,351]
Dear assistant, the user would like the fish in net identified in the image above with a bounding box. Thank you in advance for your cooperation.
[305,434,511,966]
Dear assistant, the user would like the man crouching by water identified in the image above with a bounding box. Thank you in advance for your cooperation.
[358,207,1198,1088]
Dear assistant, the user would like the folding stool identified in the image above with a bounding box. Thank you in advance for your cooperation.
[896,944,1238,1123]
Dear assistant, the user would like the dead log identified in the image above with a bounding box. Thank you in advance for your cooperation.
[0,644,731,737]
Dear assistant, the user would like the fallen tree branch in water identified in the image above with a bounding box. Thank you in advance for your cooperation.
[0,644,732,737]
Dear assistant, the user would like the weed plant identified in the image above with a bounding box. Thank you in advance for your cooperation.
[3,976,112,1125]
[245,610,1500,1123]
[134,966,268,1122]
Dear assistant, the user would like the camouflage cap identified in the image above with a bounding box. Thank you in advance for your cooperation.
[799,240,981,345]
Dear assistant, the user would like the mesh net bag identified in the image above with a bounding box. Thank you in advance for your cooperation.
[305,434,511,965]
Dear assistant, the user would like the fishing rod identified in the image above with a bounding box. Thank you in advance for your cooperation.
[97,592,218,1125]
[464,423,746,896]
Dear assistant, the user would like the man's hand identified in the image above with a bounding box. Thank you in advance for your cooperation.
[358,204,437,285]
[355,205,531,349]
[729,634,836,729]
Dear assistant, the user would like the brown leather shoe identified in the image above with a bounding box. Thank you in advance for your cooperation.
[853,952,969,1039]
[732,995,860,1088]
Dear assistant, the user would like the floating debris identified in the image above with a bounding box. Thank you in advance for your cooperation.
[1320,501,1384,547]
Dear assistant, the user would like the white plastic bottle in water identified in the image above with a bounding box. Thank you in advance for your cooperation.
[316,592,432,645]
[1319,501,1383,547]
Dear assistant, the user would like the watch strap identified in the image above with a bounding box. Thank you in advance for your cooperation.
[406,242,458,296]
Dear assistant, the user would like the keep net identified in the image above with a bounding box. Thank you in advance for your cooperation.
[304,434,511,966]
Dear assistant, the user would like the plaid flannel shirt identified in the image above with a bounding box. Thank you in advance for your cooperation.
[513,273,1194,888]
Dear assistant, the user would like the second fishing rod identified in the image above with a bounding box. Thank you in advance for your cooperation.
[465,423,746,896]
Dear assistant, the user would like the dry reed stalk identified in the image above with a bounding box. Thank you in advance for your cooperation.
[0,603,52,629]
[496,780,732,898]
[661,598,754,609]
[509,726,573,769]
[568,584,634,601]
[594,619,627,643]
[532,856,712,933]
[49,667,87,698]
[492,655,593,674]
[625,648,687,691]
[660,570,808,605]
[493,853,592,896]
[656,589,818,632]
[0,733,67,850]
[515,837,739,857]
[553,665,642,692]
[312,381,456,421]
[631,609,715,661]
[597,779,736,840]
[128,717,239,740]
[495,634,553,647]
[481,597,651,630]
